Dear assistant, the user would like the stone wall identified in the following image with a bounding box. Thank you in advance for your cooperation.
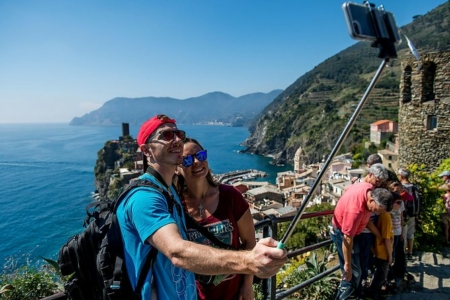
[398,51,450,171]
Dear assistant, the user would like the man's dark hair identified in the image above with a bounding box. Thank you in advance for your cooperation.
[371,187,394,212]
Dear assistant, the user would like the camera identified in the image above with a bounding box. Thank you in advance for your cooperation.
[342,2,401,45]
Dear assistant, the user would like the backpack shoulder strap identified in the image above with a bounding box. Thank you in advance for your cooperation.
[112,178,175,214]
[135,246,158,293]
[184,213,237,250]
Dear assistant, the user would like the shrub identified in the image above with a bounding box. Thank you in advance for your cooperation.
[409,159,450,252]
[0,265,59,300]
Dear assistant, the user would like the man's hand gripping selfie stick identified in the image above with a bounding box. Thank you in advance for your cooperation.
[277,2,398,250]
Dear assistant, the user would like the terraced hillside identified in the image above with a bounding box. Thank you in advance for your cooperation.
[244,2,450,165]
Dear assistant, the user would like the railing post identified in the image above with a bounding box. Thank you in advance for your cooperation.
[262,214,278,300]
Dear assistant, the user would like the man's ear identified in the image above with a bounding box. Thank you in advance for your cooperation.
[140,144,149,154]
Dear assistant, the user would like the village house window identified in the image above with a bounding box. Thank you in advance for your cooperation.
[402,66,412,104]
[422,62,437,102]
[427,115,437,130]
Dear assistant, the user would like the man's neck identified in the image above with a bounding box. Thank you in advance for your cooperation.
[148,163,176,187]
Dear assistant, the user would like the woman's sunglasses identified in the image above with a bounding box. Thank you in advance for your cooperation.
[182,150,207,167]
[149,129,186,142]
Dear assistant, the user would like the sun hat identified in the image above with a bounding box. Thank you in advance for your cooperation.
[438,170,450,177]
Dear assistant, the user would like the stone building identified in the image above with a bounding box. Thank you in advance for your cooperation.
[398,51,450,171]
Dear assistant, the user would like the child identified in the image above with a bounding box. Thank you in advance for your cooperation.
[370,209,394,299]
[389,183,405,260]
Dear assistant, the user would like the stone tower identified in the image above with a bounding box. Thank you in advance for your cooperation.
[294,146,307,172]
[398,51,450,171]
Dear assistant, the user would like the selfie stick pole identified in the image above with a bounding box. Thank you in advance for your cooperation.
[277,57,389,249]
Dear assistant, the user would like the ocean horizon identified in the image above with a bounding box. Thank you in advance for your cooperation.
[0,123,292,267]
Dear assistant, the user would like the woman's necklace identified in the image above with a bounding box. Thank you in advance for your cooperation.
[187,186,209,218]
[197,196,205,218]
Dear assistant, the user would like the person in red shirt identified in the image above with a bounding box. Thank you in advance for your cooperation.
[331,164,393,300]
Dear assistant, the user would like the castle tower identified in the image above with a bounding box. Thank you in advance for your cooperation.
[121,122,130,137]
[294,146,307,172]
[398,51,450,171]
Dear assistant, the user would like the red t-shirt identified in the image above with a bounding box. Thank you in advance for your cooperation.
[332,182,373,237]
[185,184,250,300]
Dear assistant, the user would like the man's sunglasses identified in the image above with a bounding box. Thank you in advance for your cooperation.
[148,129,186,142]
[182,150,207,167]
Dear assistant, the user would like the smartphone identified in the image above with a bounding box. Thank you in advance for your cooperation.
[342,2,400,44]
[342,2,379,41]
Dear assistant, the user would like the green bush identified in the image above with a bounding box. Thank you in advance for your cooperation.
[409,159,450,252]
[0,265,59,300]
[276,251,339,300]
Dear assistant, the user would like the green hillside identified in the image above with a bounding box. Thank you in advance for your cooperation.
[244,2,450,164]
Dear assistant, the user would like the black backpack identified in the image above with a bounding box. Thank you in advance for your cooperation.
[402,182,421,218]
[58,179,171,300]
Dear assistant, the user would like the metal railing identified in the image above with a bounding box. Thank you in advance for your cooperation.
[255,209,339,300]
[41,209,338,300]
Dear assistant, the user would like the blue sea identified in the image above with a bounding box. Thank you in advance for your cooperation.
[0,123,291,267]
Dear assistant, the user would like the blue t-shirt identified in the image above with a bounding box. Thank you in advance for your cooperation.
[116,173,197,299]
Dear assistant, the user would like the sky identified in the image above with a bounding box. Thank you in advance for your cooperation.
[0,0,446,123]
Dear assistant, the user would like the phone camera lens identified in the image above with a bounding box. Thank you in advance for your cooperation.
[353,22,360,34]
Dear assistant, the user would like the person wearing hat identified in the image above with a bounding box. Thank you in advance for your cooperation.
[116,114,287,299]
[440,183,450,245]
[438,170,450,186]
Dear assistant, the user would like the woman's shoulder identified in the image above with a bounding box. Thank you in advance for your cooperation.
[218,184,246,200]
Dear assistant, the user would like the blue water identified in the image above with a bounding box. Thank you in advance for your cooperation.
[0,123,291,266]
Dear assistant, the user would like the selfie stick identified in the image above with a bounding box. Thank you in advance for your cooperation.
[277,3,398,249]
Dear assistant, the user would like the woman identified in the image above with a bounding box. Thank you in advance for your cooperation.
[174,137,256,300]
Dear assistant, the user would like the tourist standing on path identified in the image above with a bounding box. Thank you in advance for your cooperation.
[174,137,256,300]
[331,165,393,300]
[387,183,407,289]
[438,170,450,187]
[397,168,420,261]
[370,208,394,300]
[116,114,287,299]
[439,183,450,245]
[356,164,388,289]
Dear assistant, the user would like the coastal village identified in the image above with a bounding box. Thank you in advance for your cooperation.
[96,51,450,230]
[98,119,399,227]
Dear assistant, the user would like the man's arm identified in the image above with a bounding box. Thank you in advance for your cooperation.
[366,220,382,239]
[148,223,287,278]
[236,209,256,299]
[342,234,354,281]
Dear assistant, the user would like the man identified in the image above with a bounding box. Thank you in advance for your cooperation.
[331,164,393,300]
[367,154,399,185]
[116,114,287,299]
[351,154,399,185]
[398,167,420,261]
